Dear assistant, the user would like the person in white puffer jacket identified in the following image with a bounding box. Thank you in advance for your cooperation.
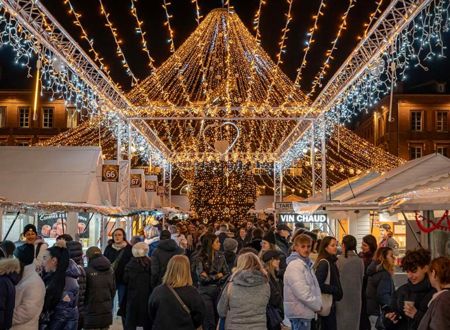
[12,243,45,330]
[284,234,322,330]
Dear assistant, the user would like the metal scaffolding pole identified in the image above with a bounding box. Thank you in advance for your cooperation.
[273,162,283,204]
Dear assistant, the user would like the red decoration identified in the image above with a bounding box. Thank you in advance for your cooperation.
[415,210,450,233]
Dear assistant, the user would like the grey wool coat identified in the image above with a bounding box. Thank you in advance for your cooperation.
[335,251,365,330]
[217,269,270,330]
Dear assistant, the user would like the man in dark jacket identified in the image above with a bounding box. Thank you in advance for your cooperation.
[151,230,184,289]
[83,246,116,330]
[275,224,291,256]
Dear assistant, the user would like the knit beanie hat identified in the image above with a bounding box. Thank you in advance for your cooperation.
[223,238,238,252]
[23,224,37,235]
[262,231,276,245]
[14,243,35,265]
[132,242,149,257]
[86,246,102,260]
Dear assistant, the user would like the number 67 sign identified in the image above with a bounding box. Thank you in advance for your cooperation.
[102,165,119,182]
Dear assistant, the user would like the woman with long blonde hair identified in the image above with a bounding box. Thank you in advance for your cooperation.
[217,252,270,329]
[148,255,205,330]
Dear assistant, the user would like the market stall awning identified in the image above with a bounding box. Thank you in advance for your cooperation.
[0,146,109,205]
[317,153,450,205]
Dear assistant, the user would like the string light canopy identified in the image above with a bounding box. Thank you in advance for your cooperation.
[125,8,316,165]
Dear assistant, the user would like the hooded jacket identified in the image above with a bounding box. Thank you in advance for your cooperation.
[283,252,322,320]
[83,255,115,329]
[66,240,86,328]
[124,257,152,328]
[46,259,81,326]
[11,264,46,330]
[0,258,21,330]
[151,239,184,288]
[366,261,394,316]
[217,270,270,330]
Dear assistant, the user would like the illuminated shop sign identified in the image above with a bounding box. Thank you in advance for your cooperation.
[279,213,328,223]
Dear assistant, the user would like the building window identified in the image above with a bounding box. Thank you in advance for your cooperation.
[436,111,448,132]
[66,107,78,128]
[436,146,448,157]
[411,111,423,132]
[42,107,54,128]
[409,145,423,159]
[0,107,5,128]
[15,138,32,146]
[18,107,30,128]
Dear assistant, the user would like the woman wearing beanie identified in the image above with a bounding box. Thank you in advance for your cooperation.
[40,240,81,330]
[83,247,116,330]
[103,228,133,321]
[22,224,48,273]
[261,250,284,330]
[12,243,46,330]
[124,242,152,330]
[223,238,238,271]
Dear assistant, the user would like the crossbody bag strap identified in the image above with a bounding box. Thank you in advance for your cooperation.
[325,259,331,285]
[167,285,191,314]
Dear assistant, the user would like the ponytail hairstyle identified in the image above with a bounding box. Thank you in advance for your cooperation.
[43,240,70,312]
[342,235,357,258]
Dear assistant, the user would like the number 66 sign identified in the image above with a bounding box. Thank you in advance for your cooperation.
[102,165,119,182]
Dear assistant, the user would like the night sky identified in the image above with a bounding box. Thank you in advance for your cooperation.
[0,0,449,94]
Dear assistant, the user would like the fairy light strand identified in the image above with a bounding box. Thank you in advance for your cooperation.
[98,0,138,85]
[308,0,355,97]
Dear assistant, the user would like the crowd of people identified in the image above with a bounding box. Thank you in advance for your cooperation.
[0,218,449,330]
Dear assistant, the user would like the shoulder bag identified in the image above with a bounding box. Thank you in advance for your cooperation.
[167,285,202,330]
[318,259,333,317]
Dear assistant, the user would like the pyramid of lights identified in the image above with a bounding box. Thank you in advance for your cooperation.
[126,8,316,165]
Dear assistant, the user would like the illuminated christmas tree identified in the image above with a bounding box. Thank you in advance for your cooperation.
[189,162,257,223]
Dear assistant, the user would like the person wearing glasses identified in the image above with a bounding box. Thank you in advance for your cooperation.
[283,234,322,330]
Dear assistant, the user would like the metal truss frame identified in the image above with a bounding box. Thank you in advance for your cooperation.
[273,162,283,204]
[0,0,170,157]
[277,0,434,161]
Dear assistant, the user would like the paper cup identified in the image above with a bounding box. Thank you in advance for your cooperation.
[404,301,415,308]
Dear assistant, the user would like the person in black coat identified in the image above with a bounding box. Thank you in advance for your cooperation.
[384,249,435,330]
[246,228,264,252]
[103,228,133,321]
[151,230,184,289]
[235,227,249,252]
[148,255,205,330]
[0,256,21,330]
[262,250,284,330]
[193,234,230,330]
[222,238,238,271]
[314,236,343,330]
[275,224,292,256]
[124,242,152,330]
[83,247,116,330]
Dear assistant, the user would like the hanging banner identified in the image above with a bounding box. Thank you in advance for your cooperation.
[130,173,142,188]
[102,164,119,182]
[38,212,67,238]
[145,180,157,192]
